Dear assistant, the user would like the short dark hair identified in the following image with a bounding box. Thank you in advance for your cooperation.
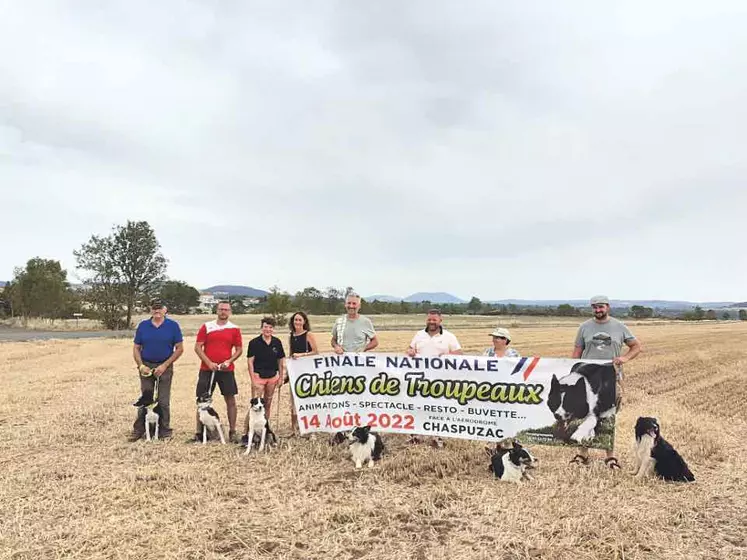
[217,300,231,307]
[288,311,311,332]
[261,316,276,327]
[427,308,442,316]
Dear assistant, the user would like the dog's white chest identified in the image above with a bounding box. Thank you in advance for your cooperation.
[199,409,220,429]
[500,457,525,483]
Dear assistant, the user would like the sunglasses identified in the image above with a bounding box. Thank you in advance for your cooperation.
[492,336,508,340]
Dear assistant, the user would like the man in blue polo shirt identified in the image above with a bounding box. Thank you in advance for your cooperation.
[129,300,184,441]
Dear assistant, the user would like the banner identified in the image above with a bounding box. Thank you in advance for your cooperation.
[287,353,618,450]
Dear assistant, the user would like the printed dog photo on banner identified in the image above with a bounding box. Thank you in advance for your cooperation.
[517,362,617,450]
[286,353,618,451]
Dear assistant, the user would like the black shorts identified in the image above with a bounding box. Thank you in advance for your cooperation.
[196,369,238,397]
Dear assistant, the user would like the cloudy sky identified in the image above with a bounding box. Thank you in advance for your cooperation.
[1,1,745,302]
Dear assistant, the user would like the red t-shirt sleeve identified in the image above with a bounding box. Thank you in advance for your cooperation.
[196,324,207,343]
[233,328,242,347]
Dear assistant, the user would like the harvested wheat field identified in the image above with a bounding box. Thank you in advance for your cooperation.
[1,317,746,560]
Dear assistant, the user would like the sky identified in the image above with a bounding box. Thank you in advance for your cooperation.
[1,1,746,302]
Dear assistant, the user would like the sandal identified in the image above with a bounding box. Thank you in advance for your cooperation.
[604,457,621,471]
[570,454,591,465]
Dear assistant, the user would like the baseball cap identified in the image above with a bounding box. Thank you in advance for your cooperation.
[490,327,511,341]
[150,299,165,309]
[590,295,610,305]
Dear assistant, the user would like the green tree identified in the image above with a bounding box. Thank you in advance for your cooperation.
[158,280,200,314]
[704,309,717,320]
[722,311,731,320]
[630,305,654,319]
[6,258,77,322]
[467,296,483,314]
[263,285,291,324]
[75,221,167,329]
[293,286,325,314]
[556,303,578,317]
[739,309,747,321]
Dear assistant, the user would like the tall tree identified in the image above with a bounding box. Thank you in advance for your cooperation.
[739,309,747,321]
[4,258,76,321]
[158,280,200,314]
[263,285,292,325]
[74,220,167,329]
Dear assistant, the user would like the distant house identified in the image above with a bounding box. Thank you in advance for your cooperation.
[198,293,219,311]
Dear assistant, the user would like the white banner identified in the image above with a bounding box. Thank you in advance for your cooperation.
[287,353,618,450]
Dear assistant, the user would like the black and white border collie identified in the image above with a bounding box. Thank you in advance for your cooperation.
[347,426,384,469]
[633,417,695,482]
[488,441,537,483]
[197,393,226,444]
[133,390,162,441]
[547,362,616,443]
[243,397,276,454]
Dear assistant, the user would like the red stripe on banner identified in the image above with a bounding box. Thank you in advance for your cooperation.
[523,357,540,380]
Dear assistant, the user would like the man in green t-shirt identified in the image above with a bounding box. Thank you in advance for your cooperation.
[330,292,378,353]
[570,295,643,470]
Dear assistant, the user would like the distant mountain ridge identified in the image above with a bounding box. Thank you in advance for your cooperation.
[486,299,740,310]
[365,292,466,304]
[202,285,268,297]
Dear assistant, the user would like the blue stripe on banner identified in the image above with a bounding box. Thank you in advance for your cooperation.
[510,357,527,375]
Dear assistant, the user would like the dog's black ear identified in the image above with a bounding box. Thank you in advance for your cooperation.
[551,374,560,388]
[362,425,371,433]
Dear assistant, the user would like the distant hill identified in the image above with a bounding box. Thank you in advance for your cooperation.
[202,285,268,297]
[404,292,465,304]
[366,294,401,302]
[485,299,738,310]
[0,281,5,287]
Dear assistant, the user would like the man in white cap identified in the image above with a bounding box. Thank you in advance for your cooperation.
[570,295,643,470]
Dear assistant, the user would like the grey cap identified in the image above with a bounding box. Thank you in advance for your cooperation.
[590,295,610,305]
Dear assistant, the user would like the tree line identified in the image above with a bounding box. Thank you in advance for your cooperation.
[1,220,746,328]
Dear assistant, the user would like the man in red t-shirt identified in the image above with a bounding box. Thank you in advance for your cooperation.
[191,301,243,443]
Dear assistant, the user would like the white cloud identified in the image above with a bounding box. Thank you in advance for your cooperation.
[1,1,746,300]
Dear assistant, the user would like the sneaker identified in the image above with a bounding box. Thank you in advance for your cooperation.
[159,428,173,440]
[229,430,239,444]
[240,434,249,447]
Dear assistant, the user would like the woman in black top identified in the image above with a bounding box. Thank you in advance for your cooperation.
[287,311,319,434]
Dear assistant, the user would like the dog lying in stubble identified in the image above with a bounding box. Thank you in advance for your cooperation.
[633,416,694,482]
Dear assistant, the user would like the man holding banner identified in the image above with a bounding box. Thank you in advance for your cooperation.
[406,309,463,447]
[570,295,643,470]
[331,292,378,353]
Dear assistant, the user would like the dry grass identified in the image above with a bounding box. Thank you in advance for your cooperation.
[1,319,746,560]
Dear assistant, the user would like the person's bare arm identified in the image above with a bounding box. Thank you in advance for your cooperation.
[247,356,255,377]
[194,341,218,370]
[331,336,343,354]
[227,345,243,367]
[615,338,642,365]
[364,336,379,351]
[571,346,583,359]
[449,348,464,355]
[133,344,144,367]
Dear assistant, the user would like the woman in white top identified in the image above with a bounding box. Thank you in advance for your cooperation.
[483,327,520,358]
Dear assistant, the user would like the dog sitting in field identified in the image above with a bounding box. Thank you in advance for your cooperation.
[133,390,162,441]
[633,417,695,482]
[347,426,384,469]
[488,441,537,483]
[197,393,226,444]
[243,397,277,454]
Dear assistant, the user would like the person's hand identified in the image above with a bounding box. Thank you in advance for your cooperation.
[138,364,152,376]
[406,347,416,358]
[206,361,219,371]
[290,353,298,360]
[613,356,629,366]
[154,364,167,377]
[334,345,344,355]
[220,361,231,370]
